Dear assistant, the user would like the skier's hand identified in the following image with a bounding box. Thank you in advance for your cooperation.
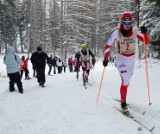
[103,59,108,67]
[140,26,147,34]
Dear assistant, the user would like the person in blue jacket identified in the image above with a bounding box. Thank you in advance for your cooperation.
[3,46,24,93]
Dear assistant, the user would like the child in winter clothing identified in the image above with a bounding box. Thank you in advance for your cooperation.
[3,46,24,93]
[20,55,30,79]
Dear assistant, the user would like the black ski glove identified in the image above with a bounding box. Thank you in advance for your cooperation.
[103,59,108,67]
[140,26,147,34]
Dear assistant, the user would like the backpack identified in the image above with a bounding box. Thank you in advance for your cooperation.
[4,54,17,63]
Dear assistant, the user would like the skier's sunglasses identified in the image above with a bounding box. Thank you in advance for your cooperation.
[122,21,133,25]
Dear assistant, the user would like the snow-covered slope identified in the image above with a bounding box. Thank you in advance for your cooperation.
[0,56,160,134]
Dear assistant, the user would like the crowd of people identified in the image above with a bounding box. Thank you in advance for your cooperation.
[3,44,96,92]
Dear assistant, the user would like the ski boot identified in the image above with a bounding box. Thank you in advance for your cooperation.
[83,79,86,86]
[25,76,31,80]
[121,101,129,116]
[85,77,88,83]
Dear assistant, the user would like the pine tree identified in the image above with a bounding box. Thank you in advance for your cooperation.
[140,0,160,55]
[147,0,160,7]
[0,0,15,11]
[0,0,16,52]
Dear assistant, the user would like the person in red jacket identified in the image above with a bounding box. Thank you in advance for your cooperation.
[20,55,30,79]
[103,12,150,115]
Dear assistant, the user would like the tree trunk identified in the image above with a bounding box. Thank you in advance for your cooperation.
[2,12,7,53]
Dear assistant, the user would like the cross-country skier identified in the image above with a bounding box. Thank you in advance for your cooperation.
[103,12,150,115]
[75,44,95,85]
[20,55,30,79]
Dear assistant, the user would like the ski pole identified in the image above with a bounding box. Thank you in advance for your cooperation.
[76,63,79,79]
[96,67,106,105]
[143,35,151,105]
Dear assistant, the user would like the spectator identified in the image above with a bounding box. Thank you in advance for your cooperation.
[56,58,63,73]
[20,55,30,79]
[3,46,24,93]
[30,46,49,87]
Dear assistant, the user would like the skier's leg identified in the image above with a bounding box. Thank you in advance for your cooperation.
[82,67,86,84]
[115,54,135,103]
[85,62,90,79]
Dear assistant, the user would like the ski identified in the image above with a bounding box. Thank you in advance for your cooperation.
[86,82,91,86]
[111,98,155,133]
[111,98,147,116]
[114,106,155,133]
[83,82,91,89]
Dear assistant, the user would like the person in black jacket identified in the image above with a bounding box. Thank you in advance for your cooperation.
[30,46,49,87]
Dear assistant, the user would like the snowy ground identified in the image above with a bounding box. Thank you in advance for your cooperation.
[0,55,160,134]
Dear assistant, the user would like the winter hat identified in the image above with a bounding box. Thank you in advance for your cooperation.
[7,46,15,54]
[121,12,132,21]
[81,44,87,48]
[37,46,42,51]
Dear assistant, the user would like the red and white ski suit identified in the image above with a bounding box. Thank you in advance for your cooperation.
[104,28,150,102]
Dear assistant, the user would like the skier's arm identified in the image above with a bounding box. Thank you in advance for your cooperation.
[89,49,95,58]
[104,30,118,59]
[137,27,150,45]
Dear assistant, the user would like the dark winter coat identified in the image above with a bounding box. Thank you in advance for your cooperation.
[52,58,57,66]
[48,57,53,65]
[30,51,49,69]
